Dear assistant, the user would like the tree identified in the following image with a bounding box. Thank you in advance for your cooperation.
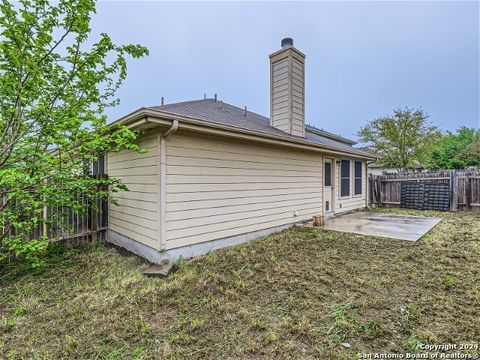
[427,127,480,169]
[458,141,480,167]
[358,108,441,172]
[0,0,148,265]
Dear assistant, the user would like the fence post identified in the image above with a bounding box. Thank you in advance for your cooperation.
[42,179,48,238]
[368,175,373,207]
[91,184,99,243]
[42,205,48,239]
[450,170,459,212]
[377,177,383,206]
[101,178,109,239]
[465,174,471,210]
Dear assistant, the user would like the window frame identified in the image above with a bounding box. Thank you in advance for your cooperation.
[354,160,363,196]
[340,159,351,197]
[324,161,332,187]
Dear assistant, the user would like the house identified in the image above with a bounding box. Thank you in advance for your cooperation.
[358,147,425,175]
[356,147,393,175]
[368,162,425,175]
[106,38,375,264]
[368,163,399,176]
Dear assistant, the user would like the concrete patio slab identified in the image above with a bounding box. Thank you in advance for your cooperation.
[322,212,442,241]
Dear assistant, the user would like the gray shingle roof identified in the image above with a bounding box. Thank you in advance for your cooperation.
[147,98,372,157]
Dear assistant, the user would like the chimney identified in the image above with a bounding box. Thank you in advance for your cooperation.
[269,38,305,137]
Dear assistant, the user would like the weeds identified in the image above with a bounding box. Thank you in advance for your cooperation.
[360,321,384,339]
[1,209,479,359]
[327,303,357,342]
[406,336,424,351]
[442,275,456,289]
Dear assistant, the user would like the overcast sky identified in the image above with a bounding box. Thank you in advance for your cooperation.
[94,1,479,140]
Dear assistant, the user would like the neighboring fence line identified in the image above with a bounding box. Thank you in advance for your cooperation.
[1,157,107,245]
[369,169,480,211]
[1,178,108,245]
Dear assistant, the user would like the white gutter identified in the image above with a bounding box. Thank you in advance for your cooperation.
[154,119,179,251]
[161,119,179,138]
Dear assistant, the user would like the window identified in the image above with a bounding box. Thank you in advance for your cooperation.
[340,160,350,197]
[354,161,362,195]
[324,162,332,187]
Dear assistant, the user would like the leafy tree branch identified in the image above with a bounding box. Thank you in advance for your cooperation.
[0,0,149,265]
[358,108,441,172]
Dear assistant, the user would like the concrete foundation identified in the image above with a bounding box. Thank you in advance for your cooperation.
[107,230,168,264]
[107,221,304,264]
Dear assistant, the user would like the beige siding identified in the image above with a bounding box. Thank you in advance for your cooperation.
[107,132,160,249]
[105,127,367,253]
[165,131,323,249]
[270,49,305,137]
[290,58,304,137]
[271,58,290,132]
[334,157,367,214]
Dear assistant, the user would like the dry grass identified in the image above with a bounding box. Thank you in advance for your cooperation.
[1,208,479,359]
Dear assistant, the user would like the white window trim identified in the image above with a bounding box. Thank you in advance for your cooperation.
[353,160,363,197]
[339,159,351,198]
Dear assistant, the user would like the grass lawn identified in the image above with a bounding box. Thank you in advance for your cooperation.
[1,208,479,359]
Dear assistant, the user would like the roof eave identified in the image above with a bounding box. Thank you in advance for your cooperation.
[111,108,376,160]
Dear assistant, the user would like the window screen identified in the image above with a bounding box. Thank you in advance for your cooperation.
[354,161,362,195]
[324,162,332,187]
[340,160,350,197]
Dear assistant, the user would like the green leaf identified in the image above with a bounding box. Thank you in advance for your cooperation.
[0,0,149,267]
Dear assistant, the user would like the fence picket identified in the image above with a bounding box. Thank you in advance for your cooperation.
[465,174,471,210]
[1,176,108,246]
[369,169,480,211]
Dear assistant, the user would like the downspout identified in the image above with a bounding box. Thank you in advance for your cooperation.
[162,119,179,138]
[157,120,179,251]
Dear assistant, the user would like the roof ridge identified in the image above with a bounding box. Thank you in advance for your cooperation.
[305,125,356,145]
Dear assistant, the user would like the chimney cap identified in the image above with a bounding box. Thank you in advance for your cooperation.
[281,37,293,48]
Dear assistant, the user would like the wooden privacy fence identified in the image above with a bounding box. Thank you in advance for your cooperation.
[1,180,108,245]
[369,170,480,211]
[1,152,108,247]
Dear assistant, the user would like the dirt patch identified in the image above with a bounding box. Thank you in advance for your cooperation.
[150,307,179,337]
